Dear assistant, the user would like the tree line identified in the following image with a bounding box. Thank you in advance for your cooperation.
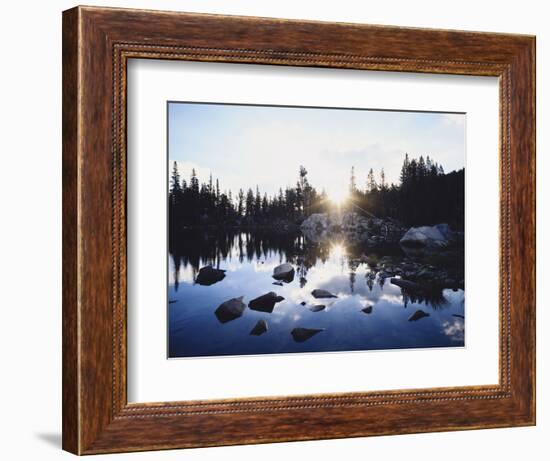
[169,154,464,231]
[169,164,331,229]
[351,154,465,228]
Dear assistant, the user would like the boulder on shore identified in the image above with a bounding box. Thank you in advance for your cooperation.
[311,289,338,299]
[272,263,295,283]
[399,223,456,250]
[195,265,226,286]
[214,296,245,323]
[300,213,333,243]
[300,213,331,232]
[248,292,285,313]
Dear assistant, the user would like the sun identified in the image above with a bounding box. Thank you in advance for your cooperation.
[328,188,349,206]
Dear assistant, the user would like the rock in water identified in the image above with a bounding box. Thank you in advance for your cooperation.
[272,281,283,286]
[195,265,226,286]
[214,296,245,323]
[311,289,337,299]
[362,306,373,314]
[400,224,456,250]
[291,327,324,342]
[390,278,422,291]
[272,263,295,283]
[250,319,268,336]
[248,292,285,313]
[408,309,430,321]
[300,301,307,306]
[309,304,326,312]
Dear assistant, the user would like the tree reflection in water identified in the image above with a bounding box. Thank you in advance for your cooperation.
[170,229,457,309]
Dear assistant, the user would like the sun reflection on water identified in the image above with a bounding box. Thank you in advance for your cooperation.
[329,242,346,259]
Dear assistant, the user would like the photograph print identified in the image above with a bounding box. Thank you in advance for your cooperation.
[168,102,465,358]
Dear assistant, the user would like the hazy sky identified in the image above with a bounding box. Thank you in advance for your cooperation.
[168,102,465,201]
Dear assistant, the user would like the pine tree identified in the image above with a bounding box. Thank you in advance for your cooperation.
[418,155,427,178]
[367,168,377,192]
[285,187,296,217]
[278,188,285,216]
[299,166,312,216]
[295,180,303,217]
[262,193,269,216]
[254,186,262,218]
[245,188,255,218]
[169,161,182,195]
[400,153,410,186]
[426,155,433,172]
[190,168,199,194]
[237,189,244,217]
[349,166,357,194]
[379,168,387,191]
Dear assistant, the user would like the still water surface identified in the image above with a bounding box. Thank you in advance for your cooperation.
[168,230,464,358]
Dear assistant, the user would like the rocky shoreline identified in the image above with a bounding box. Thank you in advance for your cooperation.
[300,212,406,245]
[187,212,465,293]
[357,254,464,291]
[301,212,464,291]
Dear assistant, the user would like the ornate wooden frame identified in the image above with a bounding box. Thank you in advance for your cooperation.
[62,5,536,455]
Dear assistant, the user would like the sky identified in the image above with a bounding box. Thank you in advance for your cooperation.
[168,102,465,201]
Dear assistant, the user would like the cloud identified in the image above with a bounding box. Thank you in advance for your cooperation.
[441,318,465,342]
[440,113,465,128]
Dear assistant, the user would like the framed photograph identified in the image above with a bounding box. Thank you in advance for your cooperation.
[62,6,535,455]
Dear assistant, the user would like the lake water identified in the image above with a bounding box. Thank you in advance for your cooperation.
[168,230,465,358]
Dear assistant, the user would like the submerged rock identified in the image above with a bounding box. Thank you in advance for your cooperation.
[408,309,430,321]
[272,263,295,283]
[248,292,285,313]
[362,305,373,314]
[309,304,326,312]
[291,327,324,342]
[311,289,338,299]
[168,299,178,304]
[214,296,245,323]
[195,265,226,286]
[250,319,268,336]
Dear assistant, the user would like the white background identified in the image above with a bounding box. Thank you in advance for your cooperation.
[0,1,546,460]
[128,60,499,402]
